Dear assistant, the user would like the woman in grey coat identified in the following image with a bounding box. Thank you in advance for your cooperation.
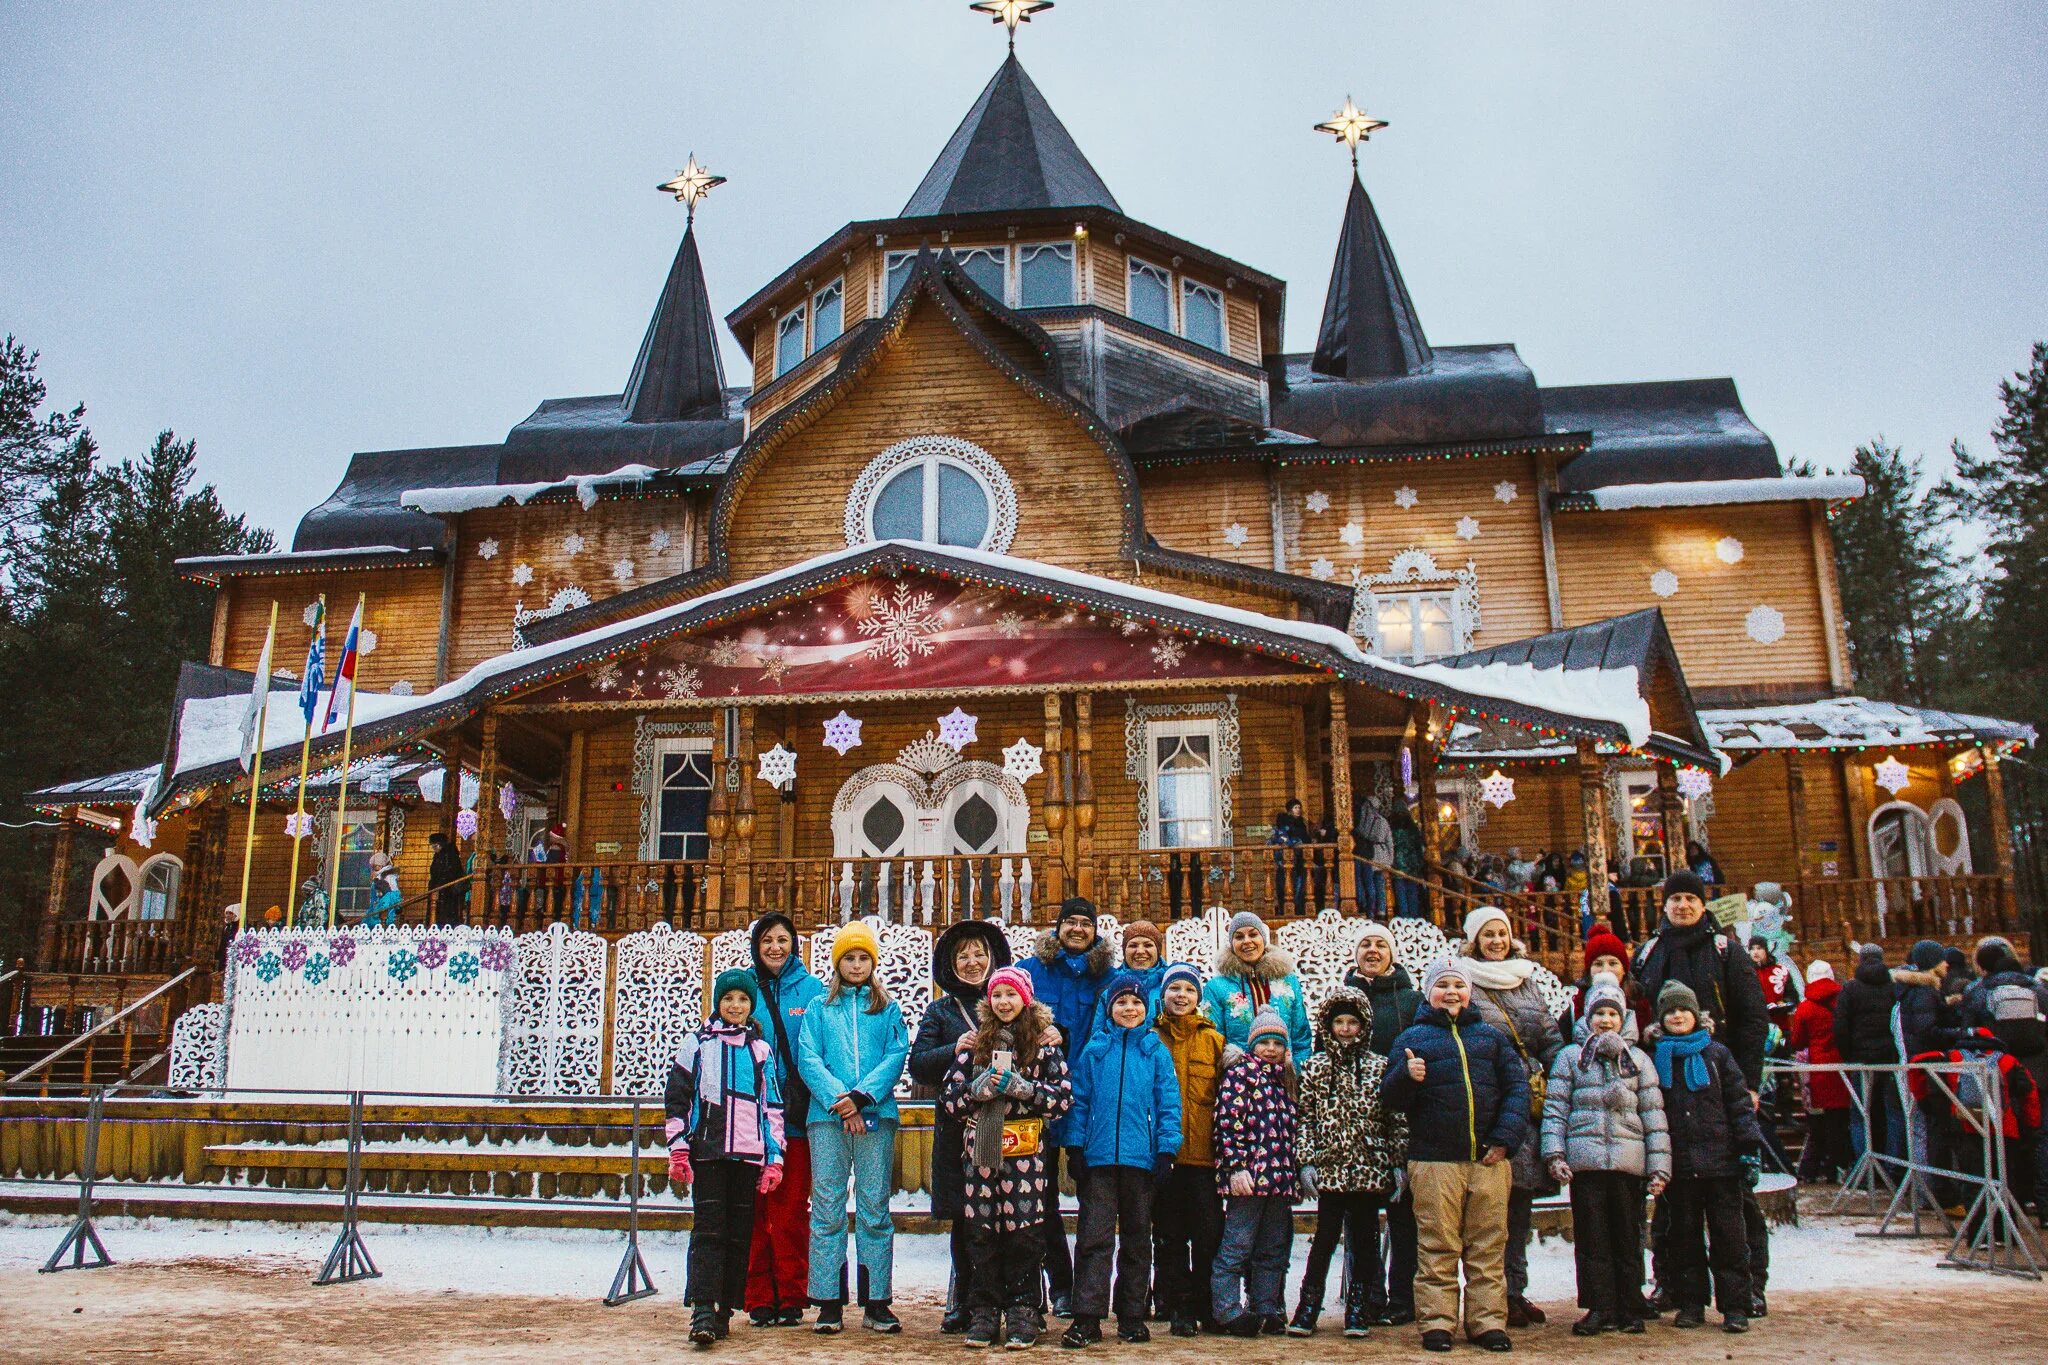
[1541,974,1671,1335]
[1457,906,1565,1328]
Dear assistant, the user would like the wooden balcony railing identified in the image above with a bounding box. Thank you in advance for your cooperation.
[1089,843,1352,923]
[41,919,190,977]
[1800,874,2013,945]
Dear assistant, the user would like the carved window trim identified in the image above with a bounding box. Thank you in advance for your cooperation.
[1348,549,1481,660]
[633,717,716,860]
[843,434,1018,554]
[1125,694,1241,850]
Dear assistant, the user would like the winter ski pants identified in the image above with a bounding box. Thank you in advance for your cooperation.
[686,1158,761,1310]
[1073,1166,1155,1322]
[966,1219,1047,1329]
[1567,1171,1645,1313]
[1300,1190,1383,1308]
[1212,1193,1294,1322]
[1409,1158,1511,1340]
[1661,1174,1750,1314]
[1151,1163,1223,1325]
[744,1133,811,1311]
[807,1118,897,1305]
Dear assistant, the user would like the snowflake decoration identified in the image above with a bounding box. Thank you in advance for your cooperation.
[455,808,479,839]
[328,934,357,968]
[656,663,702,699]
[255,953,283,984]
[612,558,635,583]
[823,710,863,756]
[856,582,943,667]
[447,952,480,985]
[388,679,414,696]
[707,638,744,667]
[357,628,378,656]
[561,532,584,557]
[1874,755,1912,795]
[232,935,263,967]
[758,653,790,685]
[996,612,1027,639]
[1309,557,1336,581]
[510,562,533,587]
[649,528,672,552]
[757,743,798,789]
[591,660,622,692]
[1479,769,1517,809]
[1715,536,1745,565]
[1493,480,1519,504]
[1221,522,1250,548]
[498,781,518,822]
[1393,486,1419,509]
[1455,515,1481,541]
[937,706,980,751]
[1339,521,1365,548]
[281,940,309,972]
[1150,636,1188,669]
[1002,736,1044,782]
[1305,490,1331,514]
[1745,603,1786,644]
[1650,569,1679,598]
[1117,617,1147,638]
[301,601,322,628]
[417,937,449,971]
[479,938,513,972]
[303,953,330,986]
[387,949,419,983]
[476,539,499,561]
[1676,767,1714,800]
[284,811,315,840]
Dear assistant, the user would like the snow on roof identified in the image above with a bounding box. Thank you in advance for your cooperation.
[400,463,661,514]
[1569,475,1864,511]
[175,545,416,567]
[1700,696,2035,751]
[31,764,163,801]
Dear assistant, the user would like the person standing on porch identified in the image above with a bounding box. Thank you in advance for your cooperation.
[1269,798,1311,917]
[1024,898,1115,1317]
[1354,794,1394,917]
[742,912,825,1327]
[427,831,467,927]
[1201,911,1312,1063]
[910,918,1011,1334]
[794,921,908,1334]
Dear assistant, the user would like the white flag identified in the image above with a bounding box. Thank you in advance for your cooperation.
[239,613,277,772]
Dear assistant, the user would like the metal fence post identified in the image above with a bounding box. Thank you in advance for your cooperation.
[315,1091,381,1285]
[40,1086,112,1273]
[606,1096,658,1305]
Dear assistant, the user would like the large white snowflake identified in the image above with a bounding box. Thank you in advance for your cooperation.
[1309,557,1336,581]
[1494,480,1519,504]
[1650,569,1679,598]
[937,706,979,751]
[1745,603,1786,644]
[1221,522,1250,548]
[1339,521,1365,547]
[823,710,863,756]
[561,532,585,557]
[510,562,534,587]
[656,663,701,699]
[477,538,500,560]
[1305,490,1331,514]
[995,611,1027,639]
[857,583,943,667]
[1479,769,1517,809]
[1455,515,1481,541]
[388,679,415,697]
[357,628,379,655]
[1676,767,1714,800]
[707,637,744,667]
[1002,736,1044,782]
[650,528,673,552]
[1716,536,1745,565]
[1151,636,1188,669]
[757,743,797,789]
[302,601,322,627]
[284,811,316,840]
[611,558,635,583]
[1873,755,1912,795]
[1393,486,1419,509]
[591,660,622,692]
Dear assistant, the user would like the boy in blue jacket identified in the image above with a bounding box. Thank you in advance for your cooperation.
[1063,974,1183,1347]
[1380,959,1529,1355]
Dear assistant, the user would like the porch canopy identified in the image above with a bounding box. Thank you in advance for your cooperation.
[1699,696,2036,754]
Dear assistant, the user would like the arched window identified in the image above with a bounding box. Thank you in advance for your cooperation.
[137,853,184,921]
[844,436,1018,554]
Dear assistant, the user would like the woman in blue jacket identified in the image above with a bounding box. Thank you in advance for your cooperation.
[1064,975,1184,1346]
[744,912,828,1326]
[794,921,909,1335]
[1200,912,1313,1063]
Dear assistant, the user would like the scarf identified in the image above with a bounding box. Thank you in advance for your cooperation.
[970,1025,1016,1172]
[1653,1028,1713,1091]
[1458,954,1537,992]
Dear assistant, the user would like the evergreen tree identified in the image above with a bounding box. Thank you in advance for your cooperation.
[0,335,87,548]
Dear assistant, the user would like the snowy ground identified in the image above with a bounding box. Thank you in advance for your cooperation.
[0,1202,2041,1362]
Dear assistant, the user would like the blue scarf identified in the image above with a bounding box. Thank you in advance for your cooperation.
[1653,1028,1713,1091]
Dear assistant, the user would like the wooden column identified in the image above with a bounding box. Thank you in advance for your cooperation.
[775,713,796,861]
[1656,765,1686,879]
[375,796,393,854]
[1414,708,1444,866]
[439,743,463,839]
[1039,695,1067,907]
[1329,684,1354,911]
[705,712,731,916]
[1785,753,1811,884]
[733,707,757,913]
[473,709,499,922]
[1576,740,1611,906]
[1841,753,1873,879]
[562,729,587,861]
[40,820,75,971]
[1984,748,2016,930]
[1073,694,1096,900]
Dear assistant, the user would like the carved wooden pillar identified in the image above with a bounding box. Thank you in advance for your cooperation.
[375,796,393,854]
[1073,694,1096,901]
[562,729,587,862]
[1785,753,1811,884]
[705,711,731,917]
[1841,753,1873,880]
[1413,707,1443,866]
[1329,684,1354,911]
[1576,740,1611,910]
[733,707,758,913]
[439,742,463,839]
[472,710,500,924]
[40,819,75,970]
[1984,747,2016,930]
[1039,695,1067,908]
[1657,764,1687,879]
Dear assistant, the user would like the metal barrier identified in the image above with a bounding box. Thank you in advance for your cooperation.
[1766,1057,2043,1279]
[38,1085,112,1273]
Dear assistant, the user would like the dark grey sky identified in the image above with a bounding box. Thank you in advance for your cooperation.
[3,2,2043,541]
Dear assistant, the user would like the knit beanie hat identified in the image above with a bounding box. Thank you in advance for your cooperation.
[1908,939,1946,971]
[1585,971,1627,1018]
[1057,897,1098,926]
[1856,942,1886,966]
[1583,929,1629,969]
[1806,959,1835,983]
[1976,935,2017,973]
[1420,958,1469,998]
[986,964,1034,1008]
[712,968,758,1012]
[831,920,881,969]
[1657,979,1701,1021]
[1943,947,1970,976]
[1462,904,1511,948]
[1661,869,1709,904]
[1247,1007,1289,1047]
[1357,920,1396,952]
[1160,962,1202,997]
[1105,972,1147,1007]
[1121,920,1165,955]
[1227,910,1269,942]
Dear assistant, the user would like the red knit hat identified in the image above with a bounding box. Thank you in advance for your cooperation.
[1583,930,1630,971]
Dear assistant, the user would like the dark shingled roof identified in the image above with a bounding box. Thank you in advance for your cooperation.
[294,445,501,552]
[621,222,727,425]
[496,390,743,485]
[1313,174,1432,380]
[1544,379,1780,492]
[900,54,1120,218]
[1272,344,1545,449]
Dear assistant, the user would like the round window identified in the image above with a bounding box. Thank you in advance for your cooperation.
[844,435,1017,554]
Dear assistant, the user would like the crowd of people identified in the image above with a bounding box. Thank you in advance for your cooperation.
[655,864,2048,1352]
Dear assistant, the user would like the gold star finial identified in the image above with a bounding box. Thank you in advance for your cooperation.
[970,0,1053,52]
[1315,96,1390,170]
[657,155,726,223]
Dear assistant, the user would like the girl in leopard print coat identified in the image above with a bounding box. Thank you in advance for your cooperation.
[1293,987,1408,1333]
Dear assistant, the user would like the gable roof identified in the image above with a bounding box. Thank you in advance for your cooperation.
[901,54,1120,219]
[1312,174,1432,380]
[621,221,728,425]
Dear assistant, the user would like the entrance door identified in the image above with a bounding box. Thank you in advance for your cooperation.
[652,739,713,861]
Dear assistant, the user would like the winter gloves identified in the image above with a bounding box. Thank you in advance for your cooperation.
[757,1163,784,1195]
[1740,1151,1763,1189]
[668,1147,693,1187]
[1155,1152,1177,1183]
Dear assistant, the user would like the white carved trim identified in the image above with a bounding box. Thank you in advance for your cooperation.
[167,1002,226,1092]
[609,922,706,1098]
[633,717,716,859]
[842,434,1018,554]
[1347,549,1481,656]
[1124,695,1240,849]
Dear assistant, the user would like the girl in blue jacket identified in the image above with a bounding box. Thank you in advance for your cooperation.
[794,921,909,1335]
[1064,974,1184,1346]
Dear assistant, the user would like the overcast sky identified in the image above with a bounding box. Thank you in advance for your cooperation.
[3,2,2044,542]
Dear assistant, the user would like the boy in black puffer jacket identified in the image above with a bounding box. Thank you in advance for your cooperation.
[1649,981,1762,1335]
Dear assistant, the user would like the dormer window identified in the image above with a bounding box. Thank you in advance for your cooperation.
[1128,258,1173,331]
[1019,243,1075,307]
[844,435,1019,554]
[955,246,1008,301]
[812,279,844,349]
[774,307,806,377]
[885,251,917,307]
[1181,279,1225,352]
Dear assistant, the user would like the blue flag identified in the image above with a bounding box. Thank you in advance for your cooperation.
[298,597,327,726]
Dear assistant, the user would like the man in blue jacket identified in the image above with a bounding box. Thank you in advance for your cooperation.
[1024,898,1116,1315]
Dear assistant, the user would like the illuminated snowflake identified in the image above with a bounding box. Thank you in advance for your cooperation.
[1874,755,1912,795]
[1339,522,1365,548]
[284,811,316,840]
[499,782,518,821]
[650,528,673,552]
[1650,569,1679,598]
[1676,767,1714,800]
[759,653,790,685]
[937,706,979,751]
[476,539,499,560]
[1745,604,1786,644]
[1393,486,1418,510]
[455,808,479,839]
[1117,617,1146,637]
[1221,523,1250,548]
[612,558,635,582]
[561,532,585,557]
[1309,557,1336,581]
[591,660,622,693]
[757,743,798,789]
[1455,516,1481,541]
[823,711,863,755]
[844,583,883,621]
[1002,736,1044,782]
[1494,480,1519,504]
[856,582,943,667]
[657,663,702,699]
[996,612,1027,639]
[1716,536,1745,565]
[707,638,744,667]
[1150,636,1188,669]
[510,562,534,587]
[1305,490,1331,514]
[1479,769,1516,809]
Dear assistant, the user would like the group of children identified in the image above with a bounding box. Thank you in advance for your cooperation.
[663,889,1777,1351]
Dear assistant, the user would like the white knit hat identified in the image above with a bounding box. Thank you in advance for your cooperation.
[1462,904,1511,947]
[1358,921,1396,949]
[1806,959,1835,983]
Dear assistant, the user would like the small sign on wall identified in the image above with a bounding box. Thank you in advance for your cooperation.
[594,840,621,855]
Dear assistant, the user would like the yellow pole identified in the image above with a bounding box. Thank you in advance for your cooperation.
[235,601,279,931]
[324,594,367,929]
[285,594,324,923]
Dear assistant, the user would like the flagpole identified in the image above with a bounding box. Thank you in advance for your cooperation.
[325,593,367,929]
[235,601,279,932]
[285,594,325,923]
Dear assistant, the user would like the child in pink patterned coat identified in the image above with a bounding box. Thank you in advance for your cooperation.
[1210,1008,1301,1335]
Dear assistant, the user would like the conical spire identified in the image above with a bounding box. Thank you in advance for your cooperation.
[622,222,727,424]
[1311,173,1432,380]
[901,54,1119,218]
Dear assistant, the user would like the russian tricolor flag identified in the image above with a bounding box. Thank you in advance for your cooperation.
[322,600,363,732]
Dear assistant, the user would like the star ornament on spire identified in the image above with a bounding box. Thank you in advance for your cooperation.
[1316,95,1390,169]
[970,0,1052,51]
[657,154,726,222]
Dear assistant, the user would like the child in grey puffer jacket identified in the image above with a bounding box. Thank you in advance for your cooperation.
[1540,974,1670,1336]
